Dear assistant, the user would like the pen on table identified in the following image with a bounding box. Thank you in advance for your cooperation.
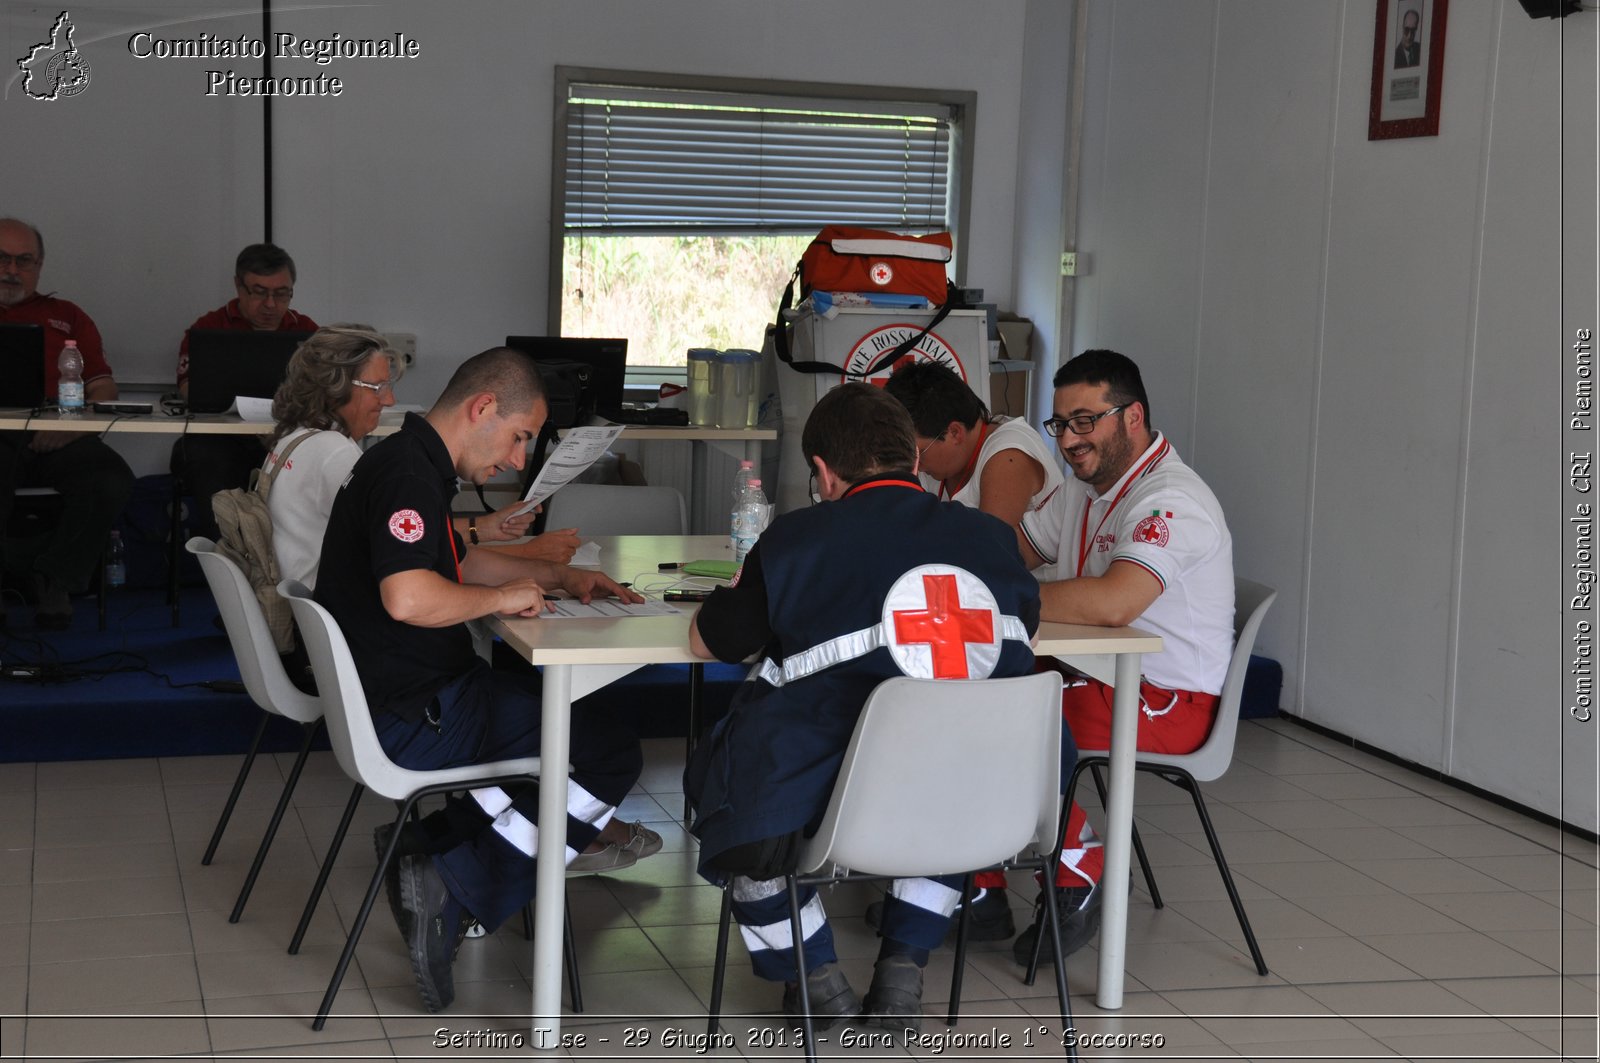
[657,562,687,570]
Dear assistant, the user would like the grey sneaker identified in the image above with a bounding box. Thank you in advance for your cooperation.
[780,961,861,1030]
[616,820,663,859]
[861,954,924,1034]
[567,842,638,874]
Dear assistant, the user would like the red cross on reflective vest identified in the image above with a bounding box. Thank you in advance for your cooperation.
[891,574,995,679]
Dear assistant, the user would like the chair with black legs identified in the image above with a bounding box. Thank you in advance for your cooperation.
[705,671,1077,1062]
[187,536,323,926]
[1044,577,1277,979]
[278,578,583,1029]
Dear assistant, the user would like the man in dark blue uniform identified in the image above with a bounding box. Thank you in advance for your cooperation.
[315,347,644,1012]
[685,382,1042,1031]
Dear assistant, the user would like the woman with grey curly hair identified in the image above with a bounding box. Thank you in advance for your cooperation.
[262,324,418,590]
[269,323,401,444]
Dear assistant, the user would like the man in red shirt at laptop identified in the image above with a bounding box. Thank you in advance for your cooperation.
[171,243,319,542]
[0,217,135,628]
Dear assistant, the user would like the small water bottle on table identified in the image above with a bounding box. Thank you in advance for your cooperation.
[57,339,85,415]
[731,478,770,565]
[730,459,754,508]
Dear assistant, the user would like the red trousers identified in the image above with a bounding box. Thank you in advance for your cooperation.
[976,673,1218,891]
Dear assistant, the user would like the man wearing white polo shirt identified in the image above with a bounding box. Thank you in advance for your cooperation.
[1012,348,1235,965]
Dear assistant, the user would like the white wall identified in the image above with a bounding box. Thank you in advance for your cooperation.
[1064,0,1598,828]
[3,0,1038,400]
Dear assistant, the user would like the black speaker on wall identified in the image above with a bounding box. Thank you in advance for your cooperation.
[1516,0,1581,18]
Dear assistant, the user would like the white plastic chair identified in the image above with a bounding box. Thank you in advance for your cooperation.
[1060,577,1277,978]
[187,536,323,925]
[543,482,687,535]
[278,578,581,1028]
[705,671,1077,1062]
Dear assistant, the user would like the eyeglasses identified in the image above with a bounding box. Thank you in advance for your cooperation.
[808,467,821,506]
[916,434,946,461]
[1042,405,1125,438]
[350,378,395,397]
[242,284,294,302]
[0,252,40,271]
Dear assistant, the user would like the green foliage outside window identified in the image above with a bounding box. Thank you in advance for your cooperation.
[561,234,812,369]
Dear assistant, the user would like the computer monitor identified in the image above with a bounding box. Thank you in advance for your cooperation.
[185,329,314,414]
[504,336,627,420]
[0,324,47,408]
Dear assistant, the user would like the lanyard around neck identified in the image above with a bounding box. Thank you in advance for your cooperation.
[1074,440,1168,577]
[445,512,464,583]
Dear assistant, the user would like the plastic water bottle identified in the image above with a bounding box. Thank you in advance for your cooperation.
[730,459,754,508]
[731,478,770,565]
[105,530,127,588]
[57,340,85,415]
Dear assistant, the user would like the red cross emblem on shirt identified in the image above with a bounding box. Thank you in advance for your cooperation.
[891,573,995,679]
[388,508,426,543]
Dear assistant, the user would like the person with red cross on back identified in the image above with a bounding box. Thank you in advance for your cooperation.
[683,382,1043,1033]
[1011,349,1235,967]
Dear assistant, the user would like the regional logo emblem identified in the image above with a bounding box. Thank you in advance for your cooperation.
[17,12,92,101]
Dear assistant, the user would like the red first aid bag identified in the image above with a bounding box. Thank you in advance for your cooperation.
[774,226,961,376]
[798,225,953,303]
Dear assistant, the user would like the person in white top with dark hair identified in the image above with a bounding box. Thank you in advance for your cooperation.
[883,359,1063,524]
[1010,347,1234,968]
[877,358,1067,943]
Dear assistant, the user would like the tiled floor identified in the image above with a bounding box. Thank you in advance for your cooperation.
[2,717,1597,1061]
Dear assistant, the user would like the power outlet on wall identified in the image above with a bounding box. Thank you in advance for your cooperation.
[384,332,418,368]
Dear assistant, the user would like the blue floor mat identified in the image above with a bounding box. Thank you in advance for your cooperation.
[1,586,737,762]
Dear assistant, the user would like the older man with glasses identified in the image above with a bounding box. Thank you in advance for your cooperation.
[0,217,135,629]
[1007,348,1235,968]
[171,243,320,543]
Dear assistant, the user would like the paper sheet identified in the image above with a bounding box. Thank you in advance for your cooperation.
[539,598,684,619]
[232,396,276,422]
[512,425,626,515]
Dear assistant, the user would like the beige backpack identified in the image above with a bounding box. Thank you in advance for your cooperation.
[212,430,316,654]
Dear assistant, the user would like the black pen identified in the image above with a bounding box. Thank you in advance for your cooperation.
[657,562,687,570]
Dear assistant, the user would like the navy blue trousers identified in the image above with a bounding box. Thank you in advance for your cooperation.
[374,662,641,930]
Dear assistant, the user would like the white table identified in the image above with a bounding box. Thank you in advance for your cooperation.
[0,406,292,435]
[489,535,1160,1047]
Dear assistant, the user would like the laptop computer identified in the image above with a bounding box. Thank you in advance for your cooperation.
[0,323,47,409]
[186,329,314,414]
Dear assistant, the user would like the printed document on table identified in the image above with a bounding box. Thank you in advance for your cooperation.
[512,425,626,516]
[540,598,683,619]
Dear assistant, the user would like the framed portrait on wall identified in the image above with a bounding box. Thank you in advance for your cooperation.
[1369,0,1449,139]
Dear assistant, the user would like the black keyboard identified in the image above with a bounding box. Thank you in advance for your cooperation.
[605,407,689,426]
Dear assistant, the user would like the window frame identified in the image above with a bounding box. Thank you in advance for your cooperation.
[547,65,976,367]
